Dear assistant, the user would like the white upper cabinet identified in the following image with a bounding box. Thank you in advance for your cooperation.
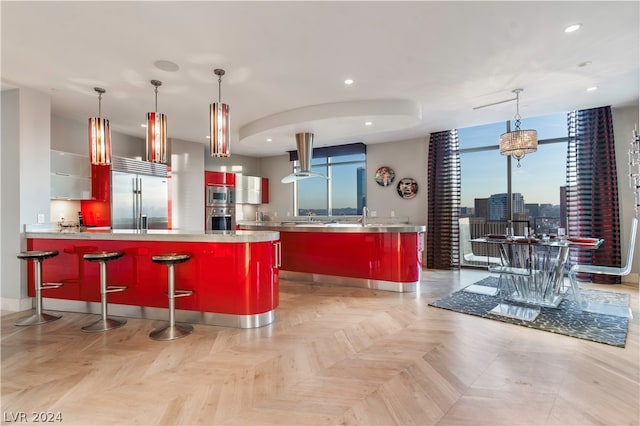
[235,175,262,204]
[50,150,92,199]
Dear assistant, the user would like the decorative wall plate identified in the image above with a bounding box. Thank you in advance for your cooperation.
[375,166,395,187]
[396,178,418,199]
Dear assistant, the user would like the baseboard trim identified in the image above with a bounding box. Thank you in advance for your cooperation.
[623,273,639,286]
[0,297,34,312]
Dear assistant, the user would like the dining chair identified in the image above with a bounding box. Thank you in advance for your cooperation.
[568,216,637,318]
[459,218,501,266]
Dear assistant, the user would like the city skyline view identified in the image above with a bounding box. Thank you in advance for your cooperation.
[459,112,568,209]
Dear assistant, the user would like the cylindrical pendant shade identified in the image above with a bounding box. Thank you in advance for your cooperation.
[88,117,112,165]
[210,102,230,157]
[146,111,167,163]
[499,129,538,160]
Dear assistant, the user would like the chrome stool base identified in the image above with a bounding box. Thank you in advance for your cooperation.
[150,253,194,341]
[15,250,63,326]
[81,317,127,333]
[82,251,127,333]
[15,312,61,326]
[149,323,193,341]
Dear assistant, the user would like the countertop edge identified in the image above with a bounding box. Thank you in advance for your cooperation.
[238,222,426,233]
[24,230,280,243]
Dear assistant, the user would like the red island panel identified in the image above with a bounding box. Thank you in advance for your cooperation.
[27,238,278,316]
[279,231,422,283]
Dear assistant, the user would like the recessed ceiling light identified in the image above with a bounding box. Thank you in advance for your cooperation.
[154,60,180,72]
[140,124,147,128]
[564,23,581,33]
[344,79,354,85]
[365,121,373,126]
[266,138,273,142]
[206,135,210,139]
[586,86,598,92]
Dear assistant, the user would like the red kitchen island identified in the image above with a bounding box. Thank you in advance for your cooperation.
[23,227,280,328]
[239,221,426,292]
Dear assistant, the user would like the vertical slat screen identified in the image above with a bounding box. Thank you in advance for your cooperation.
[427,130,461,269]
[566,106,621,283]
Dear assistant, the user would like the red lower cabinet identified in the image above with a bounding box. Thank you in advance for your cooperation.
[279,231,422,283]
[27,238,278,316]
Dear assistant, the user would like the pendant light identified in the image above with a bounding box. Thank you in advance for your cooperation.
[146,80,167,163]
[499,88,538,167]
[88,87,112,165]
[210,68,230,157]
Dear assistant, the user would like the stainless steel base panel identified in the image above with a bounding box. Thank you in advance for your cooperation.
[43,298,275,329]
[280,270,419,293]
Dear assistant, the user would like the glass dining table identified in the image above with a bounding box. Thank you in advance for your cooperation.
[471,235,603,320]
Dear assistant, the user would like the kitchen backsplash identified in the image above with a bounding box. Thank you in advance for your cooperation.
[50,199,81,225]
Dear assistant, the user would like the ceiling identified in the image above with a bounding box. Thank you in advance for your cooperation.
[2,1,638,157]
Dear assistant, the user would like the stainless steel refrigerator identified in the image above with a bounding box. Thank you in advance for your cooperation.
[111,157,169,230]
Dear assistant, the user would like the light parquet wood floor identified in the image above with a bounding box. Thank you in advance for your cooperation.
[1,269,639,425]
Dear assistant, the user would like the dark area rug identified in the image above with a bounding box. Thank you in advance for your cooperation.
[429,276,630,347]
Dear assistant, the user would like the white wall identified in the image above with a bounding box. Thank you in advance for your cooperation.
[258,154,295,219]
[366,137,428,225]
[204,148,261,176]
[1,89,23,308]
[1,87,51,310]
[612,104,640,282]
[170,138,205,231]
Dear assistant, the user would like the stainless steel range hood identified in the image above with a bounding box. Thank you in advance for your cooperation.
[281,132,328,183]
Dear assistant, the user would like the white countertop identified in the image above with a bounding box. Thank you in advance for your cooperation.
[238,221,426,233]
[24,226,279,243]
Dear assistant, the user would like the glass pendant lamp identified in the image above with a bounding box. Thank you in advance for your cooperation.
[88,87,112,165]
[146,80,167,163]
[210,68,230,157]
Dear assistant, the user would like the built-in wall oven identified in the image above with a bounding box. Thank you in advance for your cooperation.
[206,206,234,231]
[205,185,235,231]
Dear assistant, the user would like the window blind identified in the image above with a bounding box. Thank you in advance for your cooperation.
[427,130,461,269]
[566,106,621,283]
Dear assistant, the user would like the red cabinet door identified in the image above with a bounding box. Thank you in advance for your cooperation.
[261,177,269,203]
[205,171,236,186]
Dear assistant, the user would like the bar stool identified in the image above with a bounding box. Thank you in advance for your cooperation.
[82,250,127,332]
[15,250,63,326]
[150,253,194,341]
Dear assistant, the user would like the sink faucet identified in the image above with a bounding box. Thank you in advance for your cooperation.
[360,206,370,225]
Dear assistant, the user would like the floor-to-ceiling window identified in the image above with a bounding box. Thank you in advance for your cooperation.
[459,112,568,266]
[295,152,366,216]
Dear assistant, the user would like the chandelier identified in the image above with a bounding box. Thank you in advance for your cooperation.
[499,88,537,167]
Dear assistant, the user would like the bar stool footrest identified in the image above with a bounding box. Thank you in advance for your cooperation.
[81,317,127,333]
[173,289,194,298]
[15,312,61,326]
[41,282,64,289]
